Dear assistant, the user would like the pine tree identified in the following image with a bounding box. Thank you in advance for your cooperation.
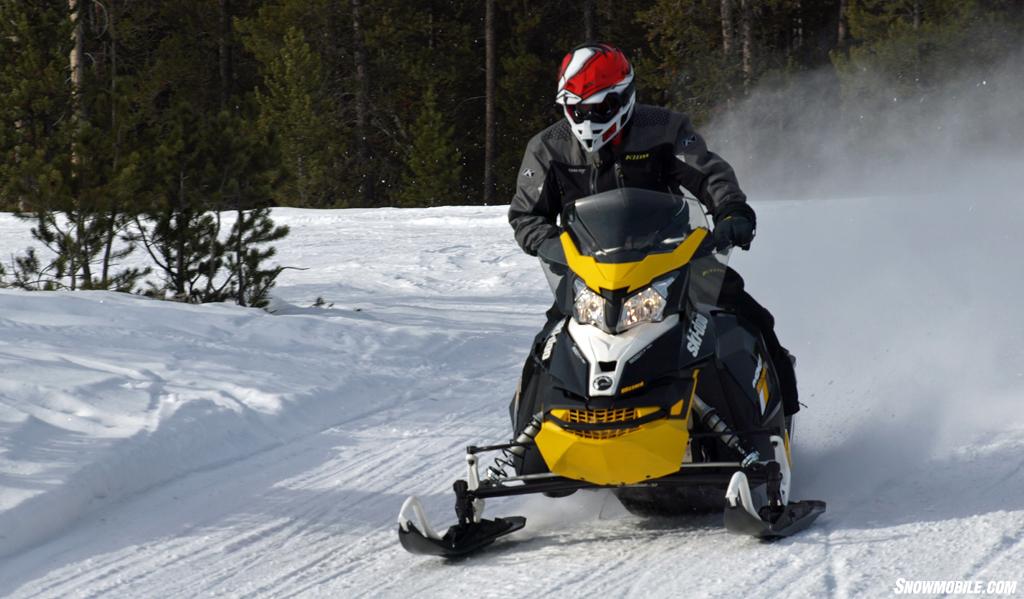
[250,27,339,207]
[223,207,290,308]
[399,86,463,207]
[130,1,289,306]
[832,0,1022,140]
[212,103,289,307]
[131,101,226,301]
[360,0,479,204]
[637,0,738,123]
[835,0,977,102]
[0,1,147,291]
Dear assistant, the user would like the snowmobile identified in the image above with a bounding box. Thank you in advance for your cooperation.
[398,187,825,557]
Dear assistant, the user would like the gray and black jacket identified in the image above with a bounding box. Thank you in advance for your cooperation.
[508,104,753,256]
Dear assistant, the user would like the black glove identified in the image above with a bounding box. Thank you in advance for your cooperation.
[713,215,755,251]
[537,235,567,266]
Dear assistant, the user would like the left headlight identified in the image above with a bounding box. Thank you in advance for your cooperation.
[617,276,673,331]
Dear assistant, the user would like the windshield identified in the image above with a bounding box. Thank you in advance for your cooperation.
[564,188,709,262]
[553,187,729,307]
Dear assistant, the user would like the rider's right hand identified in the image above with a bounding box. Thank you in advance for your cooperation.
[538,235,567,266]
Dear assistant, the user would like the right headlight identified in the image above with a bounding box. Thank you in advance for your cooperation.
[573,278,607,329]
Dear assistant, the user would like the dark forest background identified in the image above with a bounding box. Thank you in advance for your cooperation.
[1,0,1022,301]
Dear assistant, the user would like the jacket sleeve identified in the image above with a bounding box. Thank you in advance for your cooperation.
[669,115,754,225]
[508,136,562,256]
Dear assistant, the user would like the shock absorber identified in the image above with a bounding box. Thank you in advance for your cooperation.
[486,414,542,481]
[692,395,760,467]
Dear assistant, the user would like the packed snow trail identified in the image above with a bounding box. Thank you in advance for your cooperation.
[0,191,1022,597]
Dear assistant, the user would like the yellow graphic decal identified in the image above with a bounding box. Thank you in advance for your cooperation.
[672,369,700,416]
[620,381,645,394]
[756,357,770,411]
[561,228,709,293]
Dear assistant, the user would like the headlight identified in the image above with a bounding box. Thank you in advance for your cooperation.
[573,278,607,329]
[617,276,674,331]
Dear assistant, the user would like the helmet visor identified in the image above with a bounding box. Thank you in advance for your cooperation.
[567,95,622,124]
[564,82,634,124]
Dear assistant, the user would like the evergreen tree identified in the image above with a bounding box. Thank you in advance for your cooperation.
[399,86,463,207]
[250,26,338,207]
[131,101,226,301]
[212,103,289,307]
[835,0,979,102]
[129,0,288,305]
[223,207,290,308]
[637,0,738,123]
[494,2,579,195]
[362,0,479,204]
[238,0,361,206]
[0,1,147,291]
[3,0,1021,244]
[832,0,1024,147]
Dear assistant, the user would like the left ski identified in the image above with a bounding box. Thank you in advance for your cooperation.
[723,469,826,539]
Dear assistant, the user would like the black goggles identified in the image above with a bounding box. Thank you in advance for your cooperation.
[565,85,633,124]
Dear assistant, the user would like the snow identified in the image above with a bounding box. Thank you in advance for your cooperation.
[0,187,1022,597]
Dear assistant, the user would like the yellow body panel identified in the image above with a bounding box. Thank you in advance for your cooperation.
[560,228,709,293]
[535,405,691,485]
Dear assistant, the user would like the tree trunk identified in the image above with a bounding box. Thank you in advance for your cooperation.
[583,0,597,41]
[69,0,84,119]
[721,0,734,57]
[792,0,804,57]
[176,171,187,297]
[101,0,118,287]
[69,0,87,290]
[837,0,848,45]
[219,0,232,109]
[912,0,922,90]
[235,209,245,305]
[482,0,496,205]
[219,0,243,303]
[740,0,753,92]
[351,0,373,207]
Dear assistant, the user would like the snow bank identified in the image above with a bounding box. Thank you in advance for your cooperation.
[0,206,543,561]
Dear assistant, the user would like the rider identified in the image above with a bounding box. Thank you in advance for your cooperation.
[508,42,799,417]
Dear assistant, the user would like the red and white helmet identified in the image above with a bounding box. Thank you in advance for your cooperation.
[555,43,636,153]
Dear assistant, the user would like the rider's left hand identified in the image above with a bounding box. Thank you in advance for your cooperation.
[713,215,755,251]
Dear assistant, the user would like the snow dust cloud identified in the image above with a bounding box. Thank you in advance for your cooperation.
[707,48,1024,201]
[716,47,1024,519]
